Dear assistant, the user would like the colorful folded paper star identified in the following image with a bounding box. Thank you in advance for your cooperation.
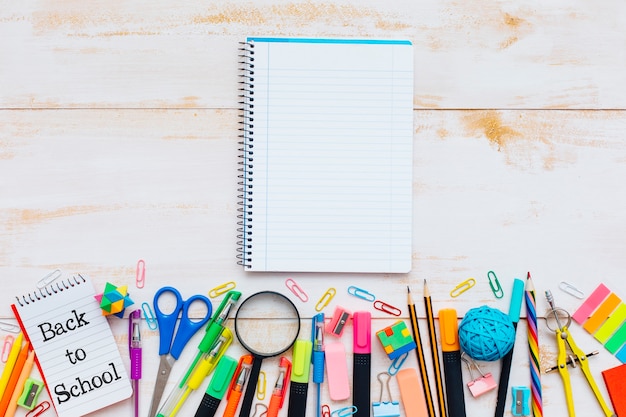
[95,282,134,318]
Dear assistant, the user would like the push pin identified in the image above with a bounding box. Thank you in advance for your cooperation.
[372,372,400,417]
[511,386,530,416]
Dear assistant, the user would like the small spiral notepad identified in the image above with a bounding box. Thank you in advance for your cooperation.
[11,274,132,417]
[237,38,414,273]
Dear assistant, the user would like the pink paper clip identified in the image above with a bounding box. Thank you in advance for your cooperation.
[26,400,51,417]
[373,300,402,316]
[136,259,146,288]
[2,335,14,363]
[285,278,308,302]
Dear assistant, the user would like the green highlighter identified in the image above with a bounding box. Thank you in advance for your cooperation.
[193,355,238,417]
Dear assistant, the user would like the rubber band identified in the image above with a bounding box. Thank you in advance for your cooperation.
[209,281,236,298]
[315,288,336,312]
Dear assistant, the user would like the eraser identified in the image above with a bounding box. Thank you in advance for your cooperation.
[396,368,427,417]
[325,342,350,400]
[376,320,416,360]
[326,306,351,337]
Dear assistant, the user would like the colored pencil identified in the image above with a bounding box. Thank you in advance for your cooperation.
[525,273,542,417]
[408,286,436,417]
[0,332,23,399]
[424,280,447,417]
[0,340,30,415]
[4,348,35,417]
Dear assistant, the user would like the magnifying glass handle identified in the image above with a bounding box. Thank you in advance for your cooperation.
[238,357,262,417]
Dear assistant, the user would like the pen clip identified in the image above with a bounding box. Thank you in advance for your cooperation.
[273,357,292,407]
[227,354,254,398]
[312,313,325,350]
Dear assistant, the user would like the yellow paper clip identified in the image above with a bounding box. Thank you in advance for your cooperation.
[136,260,146,289]
[257,371,266,400]
[2,335,14,363]
[142,302,158,330]
[487,271,504,299]
[450,278,476,297]
[373,300,402,316]
[209,281,236,298]
[315,288,336,311]
[37,269,61,289]
[26,401,50,417]
[285,278,309,302]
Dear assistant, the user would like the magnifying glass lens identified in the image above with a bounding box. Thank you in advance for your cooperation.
[235,292,300,356]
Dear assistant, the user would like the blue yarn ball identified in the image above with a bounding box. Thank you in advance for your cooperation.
[458,305,515,361]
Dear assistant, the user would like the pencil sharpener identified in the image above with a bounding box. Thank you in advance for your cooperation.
[511,386,530,416]
[467,372,497,397]
[326,306,351,337]
[17,377,44,410]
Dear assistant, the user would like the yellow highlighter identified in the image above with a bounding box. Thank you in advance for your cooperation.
[0,332,23,398]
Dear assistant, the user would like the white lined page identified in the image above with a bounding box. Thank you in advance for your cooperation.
[245,38,413,273]
[12,276,132,417]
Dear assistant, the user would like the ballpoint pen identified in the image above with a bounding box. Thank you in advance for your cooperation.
[311,313,324,417]
[287,339,312,417]
[194,355,239,417]
[129,309,142,417]
[439,308,466,417]
[267,357,292,417]
[156,291,241,417]
[157,328,233,417]
[224,355,254,417]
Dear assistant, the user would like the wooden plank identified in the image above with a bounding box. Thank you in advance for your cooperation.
[1,0,625,109]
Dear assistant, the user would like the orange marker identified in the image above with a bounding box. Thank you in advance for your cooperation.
[223,355,253,417]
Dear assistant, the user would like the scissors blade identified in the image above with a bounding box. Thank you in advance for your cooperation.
[148,355,175,417]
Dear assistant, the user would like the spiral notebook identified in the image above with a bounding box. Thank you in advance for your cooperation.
[238,38,414,273]
[11,274,132,417]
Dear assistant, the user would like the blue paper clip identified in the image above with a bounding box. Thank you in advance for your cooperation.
[331,406,357,417]
[488,271,504,299]
[388,351,408,376]
[347,286,376,302]
[141,302,158,330]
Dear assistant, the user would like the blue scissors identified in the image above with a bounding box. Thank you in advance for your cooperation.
[147,286,212,417]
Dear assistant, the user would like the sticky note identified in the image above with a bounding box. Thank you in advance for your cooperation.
[572,284,610,324]
[595,303,626,344]
[583,293,621,334]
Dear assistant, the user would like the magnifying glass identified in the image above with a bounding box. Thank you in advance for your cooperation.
[234,291,301,417]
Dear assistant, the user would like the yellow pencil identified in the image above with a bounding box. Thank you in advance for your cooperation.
[424,280,447,417]
[4,348,35,417]
[0,332,23,399]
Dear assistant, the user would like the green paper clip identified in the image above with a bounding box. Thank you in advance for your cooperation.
[488,271,504,299]
[18,377,44,410]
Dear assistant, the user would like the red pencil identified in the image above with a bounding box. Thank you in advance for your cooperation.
[0,340,30,415]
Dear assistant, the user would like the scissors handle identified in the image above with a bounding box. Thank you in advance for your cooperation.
[154,287,213,358]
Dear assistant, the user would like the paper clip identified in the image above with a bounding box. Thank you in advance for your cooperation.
[36,269,62,289]
[135,260,145,289]
[209,281,236,298]
[322,404,331,417]
[559,281,585,299]
[331,406,358,417]
[373,300,402,316]
[347,286,376,302]
[2,335,14,363]
[388,351,409,376]
[251,403,268,417]
[257,371,266,400]
[487,271,504,299]
[450,278,476,297]
[285,278,309,302]
[26,401,50,417]
[315,288,336,312]
[142,302,158,330]
[0,321,20,333]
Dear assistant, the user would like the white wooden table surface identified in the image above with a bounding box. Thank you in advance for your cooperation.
[1,0,626,416]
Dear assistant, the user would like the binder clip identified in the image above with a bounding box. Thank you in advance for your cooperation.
[461,353,497,397]
[511,386,530,416]
[372,372,400,417]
